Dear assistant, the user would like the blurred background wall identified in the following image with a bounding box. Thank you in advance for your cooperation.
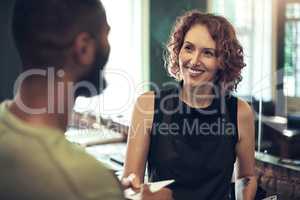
[0,0,21,102]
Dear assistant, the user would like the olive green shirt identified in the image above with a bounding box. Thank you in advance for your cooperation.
[0,102,124,200]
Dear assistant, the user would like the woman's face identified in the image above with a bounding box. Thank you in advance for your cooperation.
[178,24,219,88]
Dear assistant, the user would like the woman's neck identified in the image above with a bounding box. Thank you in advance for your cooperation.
[180,83,216,108]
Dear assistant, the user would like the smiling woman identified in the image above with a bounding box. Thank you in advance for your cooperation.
[122,10,257,200]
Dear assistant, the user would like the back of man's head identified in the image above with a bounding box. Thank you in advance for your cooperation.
[12,0,106,70]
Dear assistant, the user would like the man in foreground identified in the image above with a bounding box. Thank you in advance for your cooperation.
[0,0,172,199]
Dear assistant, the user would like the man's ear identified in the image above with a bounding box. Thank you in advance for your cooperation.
[73,32,96,66]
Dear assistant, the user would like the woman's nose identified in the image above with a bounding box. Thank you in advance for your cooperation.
[190,51,202,65]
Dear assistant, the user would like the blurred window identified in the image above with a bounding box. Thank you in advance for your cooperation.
[284,2,300,97]
[210,0,273,101]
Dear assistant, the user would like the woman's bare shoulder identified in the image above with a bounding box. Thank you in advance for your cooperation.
[132,91,156,125]
[236,97,255,141]
[237,98,253,120]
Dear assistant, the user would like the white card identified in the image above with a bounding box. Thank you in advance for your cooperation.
[149,179,175,193]
[124,179,175,200]
[262,195,277,200]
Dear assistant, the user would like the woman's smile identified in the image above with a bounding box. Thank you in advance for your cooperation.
[183,65,206,77]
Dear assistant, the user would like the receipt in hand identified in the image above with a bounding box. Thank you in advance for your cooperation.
[124,179,175,200]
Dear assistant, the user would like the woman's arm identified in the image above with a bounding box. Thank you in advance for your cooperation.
[235,99,257,200]
[122,91,155,188]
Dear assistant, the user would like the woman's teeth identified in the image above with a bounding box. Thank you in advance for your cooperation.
[188,68,205,75]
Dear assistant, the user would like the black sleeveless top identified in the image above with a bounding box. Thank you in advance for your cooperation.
[147,86,238,200]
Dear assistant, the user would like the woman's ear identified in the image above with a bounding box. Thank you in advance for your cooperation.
[73,32,96,66]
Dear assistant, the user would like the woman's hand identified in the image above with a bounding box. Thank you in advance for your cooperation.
[121,173,141,190]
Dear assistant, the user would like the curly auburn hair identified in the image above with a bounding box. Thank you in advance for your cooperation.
[165,10,245,91]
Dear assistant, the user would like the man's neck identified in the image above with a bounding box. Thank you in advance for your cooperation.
[9,77,74,132]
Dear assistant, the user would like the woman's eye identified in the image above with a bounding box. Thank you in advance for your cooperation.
[203,50,215,57]
[184,45,193,51]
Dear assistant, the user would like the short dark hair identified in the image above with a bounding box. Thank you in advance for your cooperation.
[12,0,106,69]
